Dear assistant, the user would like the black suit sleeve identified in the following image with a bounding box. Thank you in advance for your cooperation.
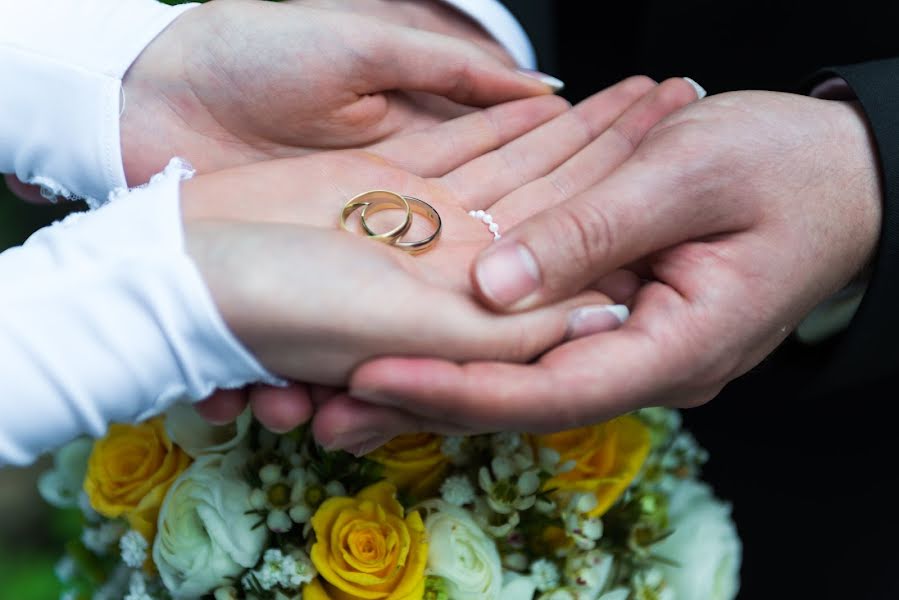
[805,59,899,389]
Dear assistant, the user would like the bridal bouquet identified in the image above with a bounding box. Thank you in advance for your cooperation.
[38,405,740,600]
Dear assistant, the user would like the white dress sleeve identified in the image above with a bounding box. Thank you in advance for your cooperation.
[437,0,536,69]
[0,160,279,467]
[0,0,197,207]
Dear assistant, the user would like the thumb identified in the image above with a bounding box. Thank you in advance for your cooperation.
[471,156,726,311]
[365,23,563,106]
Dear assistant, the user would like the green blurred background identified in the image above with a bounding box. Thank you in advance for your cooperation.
[0,181,85,600]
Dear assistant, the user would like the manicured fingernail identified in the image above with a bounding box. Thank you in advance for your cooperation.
[682,77,707,99]
[348,436,390,457]
[518,69,565,92]
[566,304,629,340]
[476,243,542,307]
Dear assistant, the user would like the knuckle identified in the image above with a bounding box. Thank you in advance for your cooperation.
[445,56,478,102]
[546,200,616,278]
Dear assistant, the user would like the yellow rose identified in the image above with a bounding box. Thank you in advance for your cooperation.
[305,481,427,600]
[533,415,650,517]
[84,418,191,541]
[367,434,449,499]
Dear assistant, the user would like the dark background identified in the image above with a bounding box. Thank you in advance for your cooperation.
[503,1,899,598]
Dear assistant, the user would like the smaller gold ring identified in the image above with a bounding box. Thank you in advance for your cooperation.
[361,196,442,255]
[340,190,411,243]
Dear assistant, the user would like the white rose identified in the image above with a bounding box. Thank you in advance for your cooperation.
[419,499,503,600]
[655,480,741,600]
[164,401,252,458]
[153,452,268,598]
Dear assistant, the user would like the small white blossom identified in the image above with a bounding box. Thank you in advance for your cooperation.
[440,475,475,506]
[124,571,155,600]
[55,557,77,583]
[503,552,529,571]
[120,530,149,568]
[562,494,604,551]
[441,436,469,465]
[250,465,335,532]
[82,521,125,555]
[564,550,614,596]
[491,432,523,456]
[479,460,541,516]
[91,565,130,600]
[251,549,316,591]
[37,439,92,509]
[531,559,561,592]
[472,497,521,538]
[214,587,240,600]
[632,568,673,600]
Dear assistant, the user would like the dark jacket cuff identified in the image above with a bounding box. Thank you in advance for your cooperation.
[804,58,899,388]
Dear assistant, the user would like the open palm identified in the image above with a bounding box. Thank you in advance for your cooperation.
[119,0,552,185]
[190,76,701,435]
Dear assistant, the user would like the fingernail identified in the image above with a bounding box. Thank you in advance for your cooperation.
[347,436,391,457]
[682,77,707,99]
[476,243,542,307]
[322,430,382,453]
[566,304,629,340]
[518,69,565,92]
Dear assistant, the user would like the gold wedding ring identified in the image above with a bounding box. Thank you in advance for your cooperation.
[361,196,442,255]
[340,190,442,255]
[340,190,411,243]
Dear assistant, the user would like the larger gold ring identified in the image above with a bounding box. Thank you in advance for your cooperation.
[340,190,411,243]
[361,195,442,255]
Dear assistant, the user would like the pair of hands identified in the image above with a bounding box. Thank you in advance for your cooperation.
[7,0,882,453]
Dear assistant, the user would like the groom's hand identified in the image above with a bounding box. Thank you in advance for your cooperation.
[346,90,882,434]
[119,0,555,185]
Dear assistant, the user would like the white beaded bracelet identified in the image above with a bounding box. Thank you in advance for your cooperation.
[468,209,501,241]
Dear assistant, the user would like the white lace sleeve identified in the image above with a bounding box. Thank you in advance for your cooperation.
[0,0,197,207]
[437,0,536,69]
[0,160,280,467]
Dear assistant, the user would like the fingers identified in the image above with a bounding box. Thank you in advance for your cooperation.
[366,22,561,106]
[347,283,719,433]
[440,76,658,210]
[488,77,703,225]
[472,81,736,312]
[3,174,51,204]
[312,394,472,455]
[195,389,249,425]
[370,95,570,177]
[249,383,315,433]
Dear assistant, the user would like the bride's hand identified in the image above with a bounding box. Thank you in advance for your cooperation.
[189,77,701,437]
[119,0,555,185]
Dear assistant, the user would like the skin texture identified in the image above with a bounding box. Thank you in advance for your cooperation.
[118,0,551,185]
[182,78,701,437]
[335,91,882,446]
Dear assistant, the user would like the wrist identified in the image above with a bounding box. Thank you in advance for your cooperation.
[832,99,883,287]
